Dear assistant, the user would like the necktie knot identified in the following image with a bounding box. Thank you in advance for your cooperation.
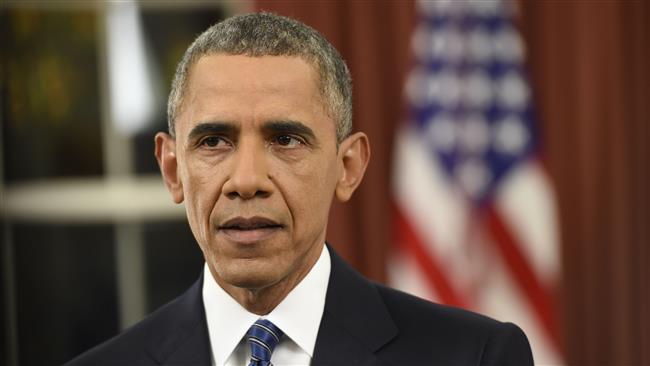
[246,318,284,366]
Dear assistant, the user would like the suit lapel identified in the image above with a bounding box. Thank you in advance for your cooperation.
[146,274,212,366]
[312,247,398,366]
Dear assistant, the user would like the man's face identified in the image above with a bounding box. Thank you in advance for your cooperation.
[161,55,346,291]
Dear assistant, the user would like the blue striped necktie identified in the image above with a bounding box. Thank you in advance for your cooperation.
[246,318,284,366]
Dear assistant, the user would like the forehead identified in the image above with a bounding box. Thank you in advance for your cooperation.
[177,54,330,132]
[190,54,319,91]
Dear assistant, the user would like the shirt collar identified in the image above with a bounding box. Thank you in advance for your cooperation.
[202,244,331,364]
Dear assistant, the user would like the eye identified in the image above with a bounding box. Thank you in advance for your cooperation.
[199,135,229,149]
[272,135,303,148]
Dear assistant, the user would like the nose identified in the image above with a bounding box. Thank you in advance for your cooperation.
[222,139,273,200]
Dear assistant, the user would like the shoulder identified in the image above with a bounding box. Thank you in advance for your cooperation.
[64,303,168,365]
[324,246,533,364]
[376,283,502,336]
[373,283,533,365]
[64,278,207,366]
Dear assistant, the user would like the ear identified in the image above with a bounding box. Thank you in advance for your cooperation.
[154,132,184,203]
[335,132,371,202]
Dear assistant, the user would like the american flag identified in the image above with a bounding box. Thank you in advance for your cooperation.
[390,0,563,363]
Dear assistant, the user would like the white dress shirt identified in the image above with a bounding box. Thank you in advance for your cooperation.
[202,245,331,366]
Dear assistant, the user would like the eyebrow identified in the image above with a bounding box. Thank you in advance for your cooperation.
[187,122,238,143]
[186,119,319,146]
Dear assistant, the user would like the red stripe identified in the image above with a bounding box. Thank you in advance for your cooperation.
[483,203,564,355]
[392,200,468,308]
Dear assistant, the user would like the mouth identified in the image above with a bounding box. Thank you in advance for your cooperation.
[218,216,284,243]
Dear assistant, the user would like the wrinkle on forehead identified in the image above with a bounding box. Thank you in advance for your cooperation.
[177,54,331,138]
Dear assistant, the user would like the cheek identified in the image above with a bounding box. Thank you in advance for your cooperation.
[181,162,223,243]
[281,156,338,225]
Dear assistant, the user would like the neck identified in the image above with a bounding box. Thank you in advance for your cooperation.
[210,242,324,315]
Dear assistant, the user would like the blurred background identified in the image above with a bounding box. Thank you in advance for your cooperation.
[1,0,647,365]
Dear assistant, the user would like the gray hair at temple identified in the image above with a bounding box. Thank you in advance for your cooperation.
[167,12,353,142]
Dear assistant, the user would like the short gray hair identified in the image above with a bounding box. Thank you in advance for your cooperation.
[167,12,353,142]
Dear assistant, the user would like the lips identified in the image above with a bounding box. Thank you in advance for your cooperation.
[218,216,283,243]
[219,216,283,230]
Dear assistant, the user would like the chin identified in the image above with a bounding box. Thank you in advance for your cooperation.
[228,277,273,290]
[213,259,282,291]
[223,272,280,291]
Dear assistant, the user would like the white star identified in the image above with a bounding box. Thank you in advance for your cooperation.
[497,71,530,110]
[463,70,494,108]
[493,114,529,155]
[406,67,431,107]
[427,113,457,152]
[459,114,490,154]
[411,25,431,62]
[467,27,493,63]
[429,70,461,107]
[431,26,465,63]
[494,25,525,62]
[456,158,492,198]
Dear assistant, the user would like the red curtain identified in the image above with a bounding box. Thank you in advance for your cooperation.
[519,1,650,364]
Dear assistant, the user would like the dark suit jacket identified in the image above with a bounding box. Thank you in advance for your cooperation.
[66,247,533,366]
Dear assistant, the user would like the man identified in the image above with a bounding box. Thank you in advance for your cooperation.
[67,13,533,366]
